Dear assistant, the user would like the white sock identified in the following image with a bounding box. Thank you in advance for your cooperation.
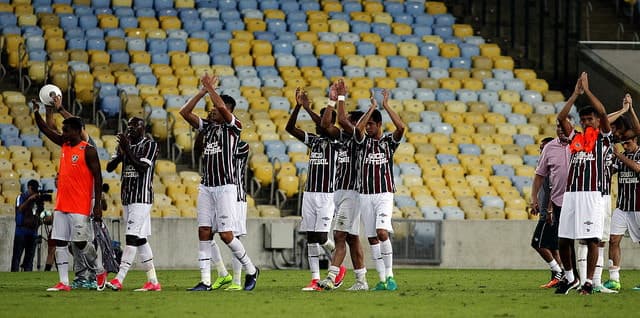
[327,265,340,282]
[307,243,321,280]
[354,268,367,283]
[577,244,588,284]
[593,247,604,286]
[116,245,137,283]
[138,242,158,284]
[55,246,70,285]
[231,256,242,285]
[380,239,394,278]
[210,240,229,277]
[609,265,620,282]
[227,238,256,275]
[564,270,575,283]
[548,259,562,273]
[370,243,385,282]
[198,240,212,285]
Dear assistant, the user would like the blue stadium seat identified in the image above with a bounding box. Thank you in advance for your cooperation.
[135,7,156,17]
[442,206,465,220]
[392,13,413,25]
[2,136,22,147]
[392,88,413,100]
[483,79,504,92]
[405,2,426,16]
[478,90,500,104]
[100,95,121,117]
[323,67,343,79]
[137,74,158,86]
[388,56,408,68]
[213,31,232,40]
[456,89,478,103]
[428,67,448,79]
[329,12,349,21]
[78,14,98,29]
[422,206,444,221]
[395,195,417,208]
[259,0,278,10]
[268,96,290,110]
[450,57,471,69]
[238,0,257,10]
[167,38,187,52]
[288,21,308,33]
[218,1,238,11]
[523,155,539,167]
[0,124,19,138]
[110,50,129,64]
[408,122,432,134]
[481,195,505,209]
[521,90,543,105]
[66,38,86,50]
[134,0,153,8]
[26,36,45,50]
[23,26,44,38]
[273,40,292,55]
[59,14,78,30]
[349,20,370,34]
[433,122,454,136]
[397,78,418,90]
[2,26,20,36]
[286,11,306,23]
[505,114,527,125]
[355,41,376,56]
[511,176,533,193]
[280,0,299,13]
[366,67,385,79]
[492,164,515,177]
[371,23,391,37]
[114,7,134,16]
[433,25,453,38]
[504,79,525,92]
[459,43,480,58]
[513,134,535,147]
[420,111,442,124]
[202,18,223,33]
[419,42,439,58]
[241,77,261,88]
[319,55,341,69]
[493,69,514,80]
[436,154,459,165]
[224,20,245,31]
[297,55,318,67]
[257,66,278,78]
[276,32,297,42]
[267,19,287,33]
[293,41,313,55]
[435,89,455,102]
[414,88,435,101]
[430,57,451,69]
[275,54,296,67]
[300,1,320,11]
[219,76,240,88]
[343,1,362,13]
[183,19,203,33]
[344,66,364,78]
[105,28,125,38]
[491,101,512,115]
[459,144,481,155]
[401,35,422,44]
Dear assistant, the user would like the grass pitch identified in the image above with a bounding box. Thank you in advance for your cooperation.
[2,269,639,317]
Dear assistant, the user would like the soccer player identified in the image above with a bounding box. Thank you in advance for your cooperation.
[33,104,106,292]
[105,117,161,291]
[318,80,367,291]
[530,136,565,288]
[555,72,612,295]
[354,89,405,291]
[225,139,249,291]
[286,87,341,291]
[605,136,640,291]
[181,74,259,291]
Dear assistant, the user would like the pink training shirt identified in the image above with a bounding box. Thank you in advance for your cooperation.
[535,137,571,207]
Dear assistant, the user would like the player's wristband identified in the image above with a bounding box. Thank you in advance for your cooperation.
[337,95,346,102]
[327,100,336,107]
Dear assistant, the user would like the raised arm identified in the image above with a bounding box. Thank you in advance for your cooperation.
[335,80,354,133]
[85,145,103,222]
[301,94,322,126]
[625,94,640,137]
[607,95,630,124]
[33,100,64,146]
[320,82,341,139]
[285,88,307,142]
[202,73,234,124]
[581,72,611,134]
[558,75,583,137]
[179,86,208,129]
[380,89,405,142]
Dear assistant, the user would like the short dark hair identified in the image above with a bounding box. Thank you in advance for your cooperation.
[62,116,84,132]
[349,110,364,122]
[578,106,597,117]
[27,179,39,191]
[220,94,236,112]
[370,109,382,123]
[319,107,337,124]
[541,137,554,144]
[129,116,144,125]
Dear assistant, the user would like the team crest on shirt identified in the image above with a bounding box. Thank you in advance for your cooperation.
[71,154,79,163]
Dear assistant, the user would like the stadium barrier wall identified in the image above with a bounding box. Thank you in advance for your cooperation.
[2,216,640,271]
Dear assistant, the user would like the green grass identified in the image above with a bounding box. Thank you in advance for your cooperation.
[1,269,638,317]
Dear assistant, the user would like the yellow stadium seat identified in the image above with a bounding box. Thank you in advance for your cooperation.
[408,56,429,68]
[397,42,419,57]
[450,68,470,80]
[528,79,549,93]
[386,67,407,79]
[544,90,565,103]
[350,12,372,23]
[360,32,381,43]
[187,38,208,53]
[130,51,151,64]
[328,19,349,33]
[138,17,159,29]
[254,54,275,67]
[335,41,356,57]
[245,18,266,32]
[493,56,514,70]
[467,101,489,113]
[495,123,518,135]
[295,31,317,43]
[484,113,505,125]
[493,134,513,145]
[422,35,443,44]
[314,41,335,56]
[264,9,285,20]
[462,113,483,125]
[323,1,342,13]
[307,10,328,22]
[392,22,412,36]
[514,68,537,81]
[403,99,425,113]
[426,1,448,14]
[375,77,396,89]
[145,28,166,39]
[174,0,194,8]
[309,21,329,33]
[439,43,460,58]
[452,24,473,38]
[499,90,520,103]
[479,43,501,57]
[376,42,397,56]
[444,101,467,113]
[439,78,461,91]
[365,1,385,13]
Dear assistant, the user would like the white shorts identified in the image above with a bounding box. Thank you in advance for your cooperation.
[123,203,152,238]
[359,192,394,238]
[559,191,605,240]
[196,184,238,233]
[610,208,640,243]
[51,211,94,242]
[234,200,247,237]
[333,190,360,235]
[300,192,335,232]
[601,195,612,242]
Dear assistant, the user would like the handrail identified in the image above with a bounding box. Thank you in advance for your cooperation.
[585,1,593,41]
